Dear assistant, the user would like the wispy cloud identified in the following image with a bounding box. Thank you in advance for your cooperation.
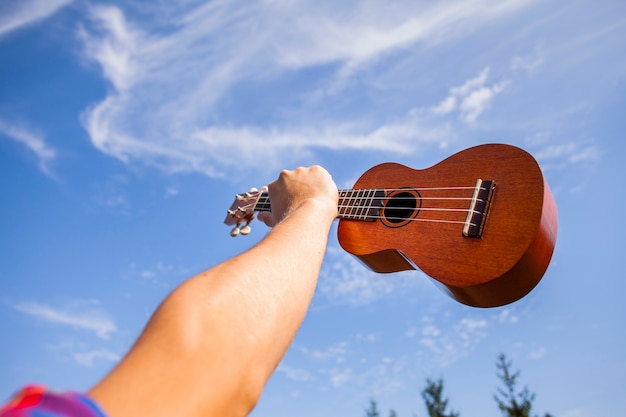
[498,308,519,324]
[318,246,421,306]
[14,301,117,339]
[527,346,547,360]
[318,358,407,394]
[0,119,57,176]
[77,0,536,177]
[0,0,73,37]
[92,174,130,212]
[431,68,509,123]
[73,349,121,367]
[535,142,600,164]
[307,341,348,364]
[407,314,489,367]
[123,260,189,289]
[277,364,314,383]
[511,43,545,72]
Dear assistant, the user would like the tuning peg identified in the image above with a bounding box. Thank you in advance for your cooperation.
[230,225,240,237]
[240,223,251,235]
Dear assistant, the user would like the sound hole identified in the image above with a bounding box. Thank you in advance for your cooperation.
[382,190,420,227]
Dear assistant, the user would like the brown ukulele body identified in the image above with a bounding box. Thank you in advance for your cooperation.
[337,143,558,307]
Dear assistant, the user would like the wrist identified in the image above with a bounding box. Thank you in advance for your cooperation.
[295,197,338,225]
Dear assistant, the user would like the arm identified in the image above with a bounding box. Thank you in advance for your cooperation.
[88,166,338,417]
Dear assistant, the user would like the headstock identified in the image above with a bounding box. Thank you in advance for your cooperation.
[224,187,267,236]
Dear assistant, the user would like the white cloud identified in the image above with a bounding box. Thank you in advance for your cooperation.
[432,96,457,115]
[308,341,348,363]
[77,0,535,177]
[14,301,117,339]
[73,349,121,367]
[528,346,547,360]
[460,82,509,123]
[124,260,181,289]
[431,68,509,123]
[164,186,179,197]
[318,246,420,306]
[92,174,130,212]
[416,315,489,367]
[0,0,73,37]
[535,142,600,165]
[451,68,491,97]
[511,44,545,72]
[498,308,519,324]
[323,367,354,388]
[455,317,487,347]
[568,146,600,163]
[277,364,313,382]
[328,360,406,394]
[0,119,57,175]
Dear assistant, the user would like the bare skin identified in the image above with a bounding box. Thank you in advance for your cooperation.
[88,166,338,417]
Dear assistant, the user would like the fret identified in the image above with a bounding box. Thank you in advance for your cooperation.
[347,190,356,218]
[250,189,384,221]
[338,189,350,217]
[357,189,368,219]
[354,189,363,219]
[256,192,271,212]
[361,189,374,220]
[336,188,384,221]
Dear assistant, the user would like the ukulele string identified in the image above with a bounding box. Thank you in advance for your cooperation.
[347,214,472,226]
[249,186,487,225]
[340,186,479,192]
[252,185,485,205]
[337,205,475,213]
[246,203,478,226]
[255,200,482,214]
[336,207,478,225]
[337,188,484,225]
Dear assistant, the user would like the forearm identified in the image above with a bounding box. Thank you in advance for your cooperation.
[89,198,336,417]
[181,197,335,379]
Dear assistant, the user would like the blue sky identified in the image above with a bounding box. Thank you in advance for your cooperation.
[1,0,625,416]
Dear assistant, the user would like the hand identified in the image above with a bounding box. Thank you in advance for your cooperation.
[257,166,338,227]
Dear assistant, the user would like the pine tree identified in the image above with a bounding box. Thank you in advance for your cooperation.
[365,398,398,417]
[494,354,551,417]
[421,378,459,417]
[365,399,380,417]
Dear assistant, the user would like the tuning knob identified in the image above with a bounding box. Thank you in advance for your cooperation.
[240,223,251,235]
[230,226,240,237]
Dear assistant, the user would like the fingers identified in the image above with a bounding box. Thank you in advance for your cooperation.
[258,166,337,228]
[257,211,272,227]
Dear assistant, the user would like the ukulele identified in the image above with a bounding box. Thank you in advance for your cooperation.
[225,143,558,308]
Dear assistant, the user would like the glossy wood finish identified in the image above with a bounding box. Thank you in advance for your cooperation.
[337,144,558,307]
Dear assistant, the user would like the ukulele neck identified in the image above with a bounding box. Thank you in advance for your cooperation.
[254,189,384,221]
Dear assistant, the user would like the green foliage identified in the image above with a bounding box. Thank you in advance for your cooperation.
[493,354,551,417]
[421,378,459,417]
[365,399,399,417]
[364,354,552,417]
[365,399,380,417]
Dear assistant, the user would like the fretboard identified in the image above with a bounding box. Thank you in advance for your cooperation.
[253,189,384,221]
